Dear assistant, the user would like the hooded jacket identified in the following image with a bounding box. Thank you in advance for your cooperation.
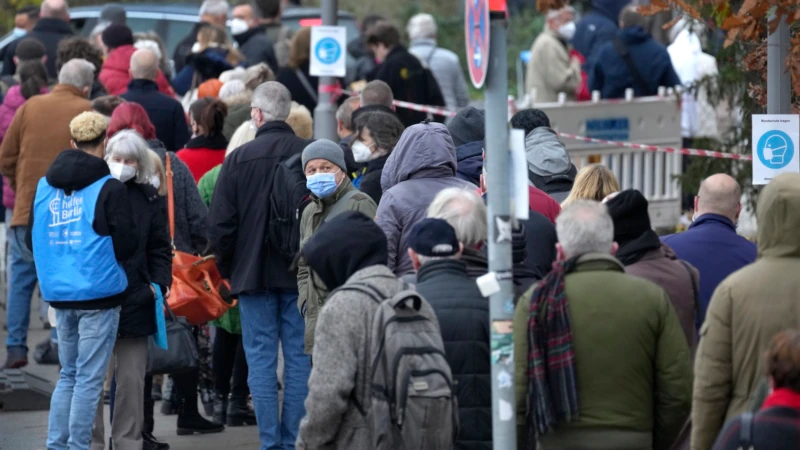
[662,214,757,331]
[589,26,682,99]
[0,85,48,211]
[26,150,137,310]
[572,0,628,67]
[121,80,191,151]
[376,122,473,276]
[414,258,491,448]
[99,45,176,97]
[524,127,576,203]
[692,173,800,450]
[296,179,378,354]
[455,141,484,186]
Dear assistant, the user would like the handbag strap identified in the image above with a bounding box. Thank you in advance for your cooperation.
[739,412,755,450]
[165,154,176,247]
[295,70,318,102]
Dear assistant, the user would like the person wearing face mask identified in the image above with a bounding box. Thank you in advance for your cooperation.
[350,110,404,204]
[296,139,377,355]
[525,6,583,103]
[92,128,173,450]
[230,2,278,71]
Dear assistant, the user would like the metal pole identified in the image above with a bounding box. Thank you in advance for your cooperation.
[313,0,338,140]
[485,10,516,449]
[767,14,790,114]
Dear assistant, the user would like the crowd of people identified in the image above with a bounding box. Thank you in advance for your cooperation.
[1,1,799,450]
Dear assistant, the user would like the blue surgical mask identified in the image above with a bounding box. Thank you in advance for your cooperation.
[306,171,340,198]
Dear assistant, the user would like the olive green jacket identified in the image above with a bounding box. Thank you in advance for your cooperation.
[297,178,377,354]
[514,253,692,450]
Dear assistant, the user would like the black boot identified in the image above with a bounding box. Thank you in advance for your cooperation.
[177,397,225,436]
[226,395,257,427]
[142,431,170,450]
[212,393,227,425]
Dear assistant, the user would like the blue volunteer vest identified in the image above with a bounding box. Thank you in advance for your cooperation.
[32,175,128,302]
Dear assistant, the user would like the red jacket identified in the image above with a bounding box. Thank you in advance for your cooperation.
[529,185,561,223]
[99,45,176,97]
[176,134,228,182]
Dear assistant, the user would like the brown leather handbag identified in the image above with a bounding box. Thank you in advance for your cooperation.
[165,156,234,325]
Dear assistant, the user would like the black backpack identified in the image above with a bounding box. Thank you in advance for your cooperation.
[265,153,311,261]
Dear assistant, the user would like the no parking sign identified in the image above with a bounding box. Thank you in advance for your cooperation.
[310,26,346,78]
[465,0,490,88]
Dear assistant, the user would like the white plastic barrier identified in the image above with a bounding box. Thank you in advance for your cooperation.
[531,91,683,228]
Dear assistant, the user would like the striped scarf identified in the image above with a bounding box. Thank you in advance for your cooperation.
[526,257,580,448]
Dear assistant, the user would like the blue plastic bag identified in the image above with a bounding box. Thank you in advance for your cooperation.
[153,283,168,350]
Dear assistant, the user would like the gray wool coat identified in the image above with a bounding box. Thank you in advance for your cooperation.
[296,265,405,450]
[148,139,208,254]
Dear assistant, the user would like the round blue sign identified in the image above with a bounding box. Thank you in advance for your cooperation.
[314,37,341,65]
[757,130,794,169]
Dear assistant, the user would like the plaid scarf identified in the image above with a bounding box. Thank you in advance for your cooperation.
[526,256,580,448]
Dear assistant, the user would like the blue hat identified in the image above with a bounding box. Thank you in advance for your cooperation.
[408,218,460,257]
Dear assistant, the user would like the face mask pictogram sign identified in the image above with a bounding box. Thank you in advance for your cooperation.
[752,114,800,185]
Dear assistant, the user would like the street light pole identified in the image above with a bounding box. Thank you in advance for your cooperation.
[313,0,338,140]
[484,7,516,449]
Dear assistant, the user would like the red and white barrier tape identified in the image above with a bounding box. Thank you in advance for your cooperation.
[337,87,751,161]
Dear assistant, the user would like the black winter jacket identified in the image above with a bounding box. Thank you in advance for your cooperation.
[712,407,800,450]
[122,79,190,152]
[26,150,137,310]
[117,181,172,339]
[172,22,205,75]
[208,121,309,295]
[276,63,318,113]
[2,18,74,78]
[367,45,446,127]
[414,259,491,449]
[358,154,388,205]
[521,211,558,279]
[233,25,279,72]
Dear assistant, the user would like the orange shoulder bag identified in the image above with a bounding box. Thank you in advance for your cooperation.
[165,155,234,325]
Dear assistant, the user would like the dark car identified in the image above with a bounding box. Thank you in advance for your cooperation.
[0,4,359,72]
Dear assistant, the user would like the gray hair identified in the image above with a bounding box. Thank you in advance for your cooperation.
[427,188,487,247]
[336,97,359,131]
[199,0,229,18]
[546,6,574,21]
[407,13,437,40]
[105,130,156,184]
[556,200,615,258]
[58,58,95,90]
[360,80,393,108]
[252,81,291,122]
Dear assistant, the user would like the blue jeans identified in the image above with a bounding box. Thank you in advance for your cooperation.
[47,306,120,450]
[5,225,53,351]
[239,290,310,450]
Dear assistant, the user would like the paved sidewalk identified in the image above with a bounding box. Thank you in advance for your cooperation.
[0,301,261,450]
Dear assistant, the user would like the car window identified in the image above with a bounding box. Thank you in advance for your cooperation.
[127,18,162,36]
[164,20,196,59]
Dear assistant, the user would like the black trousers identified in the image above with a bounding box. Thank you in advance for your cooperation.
[212,328,249,399]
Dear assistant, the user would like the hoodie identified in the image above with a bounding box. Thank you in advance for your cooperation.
[524,127,576,202]
[572,0,629,65]
[99,45,176,97]
[692,173,800,450]
[27,150,137,309]
[376,122,473,276]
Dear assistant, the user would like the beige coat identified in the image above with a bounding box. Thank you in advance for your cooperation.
[691,173,800,450]
[525,27,582,103]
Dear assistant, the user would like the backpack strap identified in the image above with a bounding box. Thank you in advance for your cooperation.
[612,37,650,95]
[295,70,318,103]
[323,190,362,222]
[739,412,755,450]
[679,260,701,329]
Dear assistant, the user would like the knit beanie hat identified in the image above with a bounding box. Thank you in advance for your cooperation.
[198,79,223,99]
[101,24,134,50]
[447,106,485,147]
[604,189,652,245]
[302,139,347,171]
[15,38,46,61]
[70,111,108,143]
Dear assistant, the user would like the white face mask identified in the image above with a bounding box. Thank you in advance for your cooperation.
[558,21,577,41]
[191,42,202,53]
[150,175,161,190]
[351,140,374,163]
[230,18,249,36]
[108,161,136,183]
